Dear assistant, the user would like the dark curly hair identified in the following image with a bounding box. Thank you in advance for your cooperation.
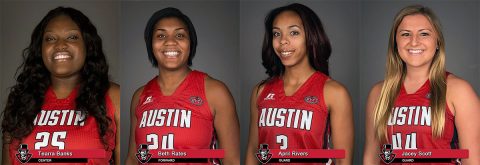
[1,7,112,149]
[262,3,331,79]
[144,7,197,67]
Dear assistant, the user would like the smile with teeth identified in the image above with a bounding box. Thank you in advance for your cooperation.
[163,51,180,58]
[408,49,424,54]
[53,52,72,61]
[280,50,295,57]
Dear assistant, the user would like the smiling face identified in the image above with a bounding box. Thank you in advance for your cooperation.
[272,10,308,68]
[42,15,86,78]
[396,14,438,69]
[152,17,190,71]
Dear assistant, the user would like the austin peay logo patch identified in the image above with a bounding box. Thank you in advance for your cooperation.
[136,144,152,164]
[16,144,32,164]
[256,144,273,164]
[304,96,318,104]
[189,96,203,106]
[379,144,396,164]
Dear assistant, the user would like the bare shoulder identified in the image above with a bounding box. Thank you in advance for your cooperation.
[108,82,120,99]
[324,79,349,94]
[205,75,230,95]
[369,80,384,98]
[446,74,475,93]
[253,81,267,98]
[324,79,351,106]
[132,85,145,100]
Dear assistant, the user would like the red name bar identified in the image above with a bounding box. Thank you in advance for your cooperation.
[149,149,224,158]
[392,149,468,158]
[269,149,345,158]
[31,149,106,158]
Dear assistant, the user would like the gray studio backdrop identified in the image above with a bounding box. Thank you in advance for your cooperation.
[119,1,240,164]
[360,1,480,163]
[0,0,120,161]
[239,1,360,164]
[241,0,479,164]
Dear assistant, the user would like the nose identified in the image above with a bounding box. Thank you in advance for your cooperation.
[410,35,419,46]
[54,39,68,51]
[280,35,289,45]
[164,36,177,46]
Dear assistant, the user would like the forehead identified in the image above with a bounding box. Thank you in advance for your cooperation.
[154,17,187,30]
[45,15,80,31]
[273,10,303,28]
[398,14,434,31]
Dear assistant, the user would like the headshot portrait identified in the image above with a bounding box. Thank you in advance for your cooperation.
[0,1,120,164]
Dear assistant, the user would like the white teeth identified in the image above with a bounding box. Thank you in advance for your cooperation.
[408,49,423,54]
[53,52,71,61]
[164,51,179,57]
[280,50,294,57]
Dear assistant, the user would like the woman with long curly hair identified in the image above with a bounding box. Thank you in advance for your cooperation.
[1,7,120,164]
[363,5,480,164]
[245,3,353,164]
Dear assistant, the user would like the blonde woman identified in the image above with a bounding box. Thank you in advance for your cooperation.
[363,5,480,164]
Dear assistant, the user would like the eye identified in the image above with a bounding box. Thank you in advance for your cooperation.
[420,32,430,36]
[176,33,185,39]
[44,36,56,42]
[400,32,410,37]
[67,35,79,40]
[290,31,300,36]
[156,34,166,39]
[273,31,280,37]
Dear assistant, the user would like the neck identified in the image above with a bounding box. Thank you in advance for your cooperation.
[404,66,430,84]
[50,75,81,98]
[283,64,316,85]
[157,66,192,87]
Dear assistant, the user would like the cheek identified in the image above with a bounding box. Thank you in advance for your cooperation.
[152,40,162,50]
[180,41,191,54]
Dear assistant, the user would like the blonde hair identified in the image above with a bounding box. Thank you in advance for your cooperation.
[373,5,447,142]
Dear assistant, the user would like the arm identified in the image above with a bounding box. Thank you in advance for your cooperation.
[205,77,240,165]
[447,76,480,164]
[324,80,353,164]
[108,83,121,165]
[363,82,383,164]
[245,84,263,165]
[2,135,12,164]
[124,87,144,165]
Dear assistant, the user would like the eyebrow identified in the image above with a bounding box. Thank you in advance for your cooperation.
[44,29,81,33]
[272,25,301,30]
[398,29,433,32]
[156,28,186,31]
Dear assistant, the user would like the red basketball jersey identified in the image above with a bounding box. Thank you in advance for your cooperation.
[257,72,333,164]
[135,70,217,164]
[9,86,116,165]
[383,74,458,165]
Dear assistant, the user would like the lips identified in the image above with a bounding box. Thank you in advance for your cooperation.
[163,50,180,58]
[279,49,295,57]
[408,49,424,55]
[53,52,72,61]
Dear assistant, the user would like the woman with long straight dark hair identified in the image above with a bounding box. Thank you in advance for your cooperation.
[246,3,354,164]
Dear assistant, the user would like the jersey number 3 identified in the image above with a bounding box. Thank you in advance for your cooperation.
[35,131,67,149]
[147,133,174,149]
[276,135,288,149]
